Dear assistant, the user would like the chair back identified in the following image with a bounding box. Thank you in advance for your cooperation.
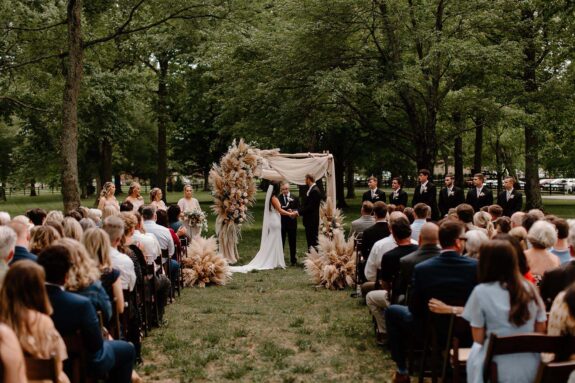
[25,355,58,382]
[534,360,575,383]
[62,331,90,383]
[483,333,565,383]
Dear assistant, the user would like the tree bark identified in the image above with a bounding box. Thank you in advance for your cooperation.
[114,172,122,195]
[30,179,37,196]
[454,136,464,188]
[345,160,355,199]
[203,168,210,191]
[100,138,113,184]
[156,57,169,203]
[473,116,484,175]
[334,155,347,209]
[60,0,83,212]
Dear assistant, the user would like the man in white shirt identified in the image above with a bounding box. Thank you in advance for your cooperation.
[410,203,430,241]
[132,214,161,265]
[102,216,137,291]
[142,205,175,257]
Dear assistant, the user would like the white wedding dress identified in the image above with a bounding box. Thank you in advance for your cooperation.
[230,185,286,273]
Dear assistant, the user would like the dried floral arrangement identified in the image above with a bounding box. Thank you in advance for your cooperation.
[181,236,232,288]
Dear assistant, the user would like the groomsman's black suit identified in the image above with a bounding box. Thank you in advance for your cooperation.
[299,183,322,249]
[279,193,300,265]
[466,186,493,212]
[389,189,408,207]
[412,182,439,221]
[438,186,465,217]
[496,189,523,217]
[362,188,386,204]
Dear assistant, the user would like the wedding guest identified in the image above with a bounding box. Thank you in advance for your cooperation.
[509,226,529,249]
[6,219,36,265]
[403,207,415,224]
[548,217,571,264]
[76,206,90,220]
[155,210,182,287]
[463,229,489,258]
[0,261,69,383]
[30,225,61,255]
[64,210,82,222]
[351,201,375,237]
[525,220,560,284]
[522,211,541,232]
[361,202,391,270]
[298,174,322,249]
[456,203,476,231]
[45,210,65,225]
[102,205,120,221]
[362,176,386,204]
[528,208,545,220]
[167,205,184,233]
[26,208,47,226]
[0,323,27,382]
[62,216,83,241]
[124,182,144,212]
[38,245,136,382]
[462,240,546,383]
[102,217,137,292]
[410,203,430,241]
[177,184,200,213]
[55,238,112,324]
[119,201,134,212]
[79,217,96,231]
[466,173,493,213]
[279,182,299,266]
[0,226,16,286]
[510,211,525,228]
[493,233,536,283]
[88,208,102,226]
[473,211,495,238]
[149,188,167,211]
[494,216,511,234]
[547,282,575,355]
[438,174,464,218]
[97,182,120,212]
[389,177,408,208]
[82,228,124,316]
[411,169,439,221]
[487,204,503,221]
[0,211,11,225]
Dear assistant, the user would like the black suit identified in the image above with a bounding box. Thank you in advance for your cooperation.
[466,186,493,212]
[540,260,575,310]
[496,189,523,217]
[299,184,322,249]
[412,182,439,221]
[438,186,465,218]
[389,189,408,207]
[358,221,391,283]
[362,188,386,204]
[280,193,300,265]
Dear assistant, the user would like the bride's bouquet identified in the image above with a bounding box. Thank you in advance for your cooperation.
[184,208,208,233]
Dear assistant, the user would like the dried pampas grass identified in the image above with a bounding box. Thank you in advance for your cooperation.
[181,236,232,288]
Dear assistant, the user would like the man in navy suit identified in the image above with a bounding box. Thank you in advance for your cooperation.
[466,173,493,212]
[385,220,478,383]
[389,177,408,208]
[362,176,386,204]
[38,245,135,382]
[411,169,439,221]
[496,176,523,217]
[7,219,37,266]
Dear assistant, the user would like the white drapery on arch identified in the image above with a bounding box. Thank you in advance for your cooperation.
[254,151,336,203]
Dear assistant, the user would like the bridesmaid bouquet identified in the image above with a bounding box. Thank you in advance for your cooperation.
[184,209,208,233]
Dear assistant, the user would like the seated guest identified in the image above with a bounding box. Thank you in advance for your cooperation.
[365,216,418,343]
[525,220,560,284]
[462,240,546,383]
[402,207,415,224]
[102,217,137,292]
[62,217,83,241]
[88,209,102,226]
[463,230,489,258]
[360,202,391,274]
[473,211,495,238]
[487,204,503,221]
[119,201,134,213]
[548,281,575,359]
[26,208,47,226]
[521,211,541,232]
[0,261,69,383]
[386,220,477,383]
[38,246,136,382]
[55,238,112,324]
[45,211,65,225]
[6,219,37,265]
[351,201,375,237]
[79,217,96,231]
[510,211,525,228]
[0,323,27,382]
[0,226,16,286]
[455,203,476,232]
[64,210,83,222]
[509,226,528,249]
[410,203,430,241]
[149,188,167,211]
[0,211,11,225]
[167,205,184,233]
[493,216,511,234]
[29,225,61,255]
[493,233,536,283]
[547,217,571,264]
[155,210,182,288]
[102,205,120,221]
[82,228,124,316]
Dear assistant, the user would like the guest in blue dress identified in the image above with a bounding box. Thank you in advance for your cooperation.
[462,240,547,383]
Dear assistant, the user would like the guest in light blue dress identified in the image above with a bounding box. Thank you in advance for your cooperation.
[462,240,547,383]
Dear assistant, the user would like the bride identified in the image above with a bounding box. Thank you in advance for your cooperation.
[230,183,297,273]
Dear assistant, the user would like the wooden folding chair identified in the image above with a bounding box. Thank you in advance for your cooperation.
[534,360,575,383]
[62,331,96,383]
[161,248,173,302]
[25,354,58,382]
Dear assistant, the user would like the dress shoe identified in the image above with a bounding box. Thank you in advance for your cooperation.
[393,372,410,383]
[375,331,387,346]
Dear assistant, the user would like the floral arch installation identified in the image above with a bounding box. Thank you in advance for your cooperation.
[209,139,336,264]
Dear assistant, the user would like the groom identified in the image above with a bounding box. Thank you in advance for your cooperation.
[280,181,300,266]
[298,174,322,250]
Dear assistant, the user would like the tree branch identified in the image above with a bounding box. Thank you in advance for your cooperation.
[0,96,50,112]
[3,19,67,32]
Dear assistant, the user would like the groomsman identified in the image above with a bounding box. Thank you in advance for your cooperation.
[411,169,439,221]
[362,176,386,204]
[466,173,493,213]
[389,177,408,208]
[279,182,300,266]
[438,174,465,218]
[497,176,523,217]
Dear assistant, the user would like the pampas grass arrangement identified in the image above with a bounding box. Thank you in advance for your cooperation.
[304,198,356,290]
[181,236,232,288]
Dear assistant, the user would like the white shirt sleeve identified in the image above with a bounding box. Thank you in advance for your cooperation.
[365,243,380,282]
[167,229,175,256]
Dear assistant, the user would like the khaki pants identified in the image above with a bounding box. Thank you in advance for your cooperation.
[366,289,390,333]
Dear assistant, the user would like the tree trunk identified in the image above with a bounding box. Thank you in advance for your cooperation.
[473,116,484,175]
[157,57,169,203]
[345,160,355,199]
[30,179,37,196]
[114,172,122,195]
[454,136,464,188]
[334,155,347,209]
[100,138,113,184]
[60,0,83,212]
[203,168,210,191]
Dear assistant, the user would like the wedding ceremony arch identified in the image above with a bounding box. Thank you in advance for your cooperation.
[209,139,336,264]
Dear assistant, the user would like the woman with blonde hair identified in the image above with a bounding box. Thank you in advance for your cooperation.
[97,181,120,212]
[54,238,112,323]
[62,216,83,241]
[29,225,61,255]
[102,205,120,220]
[45,210,64,224]
[124,182,144,212]
[463,229,489,258]
[0,261,69,383]
[149,187,167,211]
[473,211,496,238]
[81,228,124,315]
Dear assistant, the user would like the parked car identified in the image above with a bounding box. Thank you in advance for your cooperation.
[549,179,575,193]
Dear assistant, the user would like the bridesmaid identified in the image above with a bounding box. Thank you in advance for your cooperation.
[149,187,167,211]
[124,182,144,212]
[97,181,120,212]
[177,184,201,239]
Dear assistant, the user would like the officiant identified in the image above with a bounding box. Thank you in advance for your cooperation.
[279,181,300,266]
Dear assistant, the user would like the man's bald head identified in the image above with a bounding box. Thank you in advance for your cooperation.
[419,222,439,246]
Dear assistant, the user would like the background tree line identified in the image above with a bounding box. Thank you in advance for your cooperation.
[0,0,574,210]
